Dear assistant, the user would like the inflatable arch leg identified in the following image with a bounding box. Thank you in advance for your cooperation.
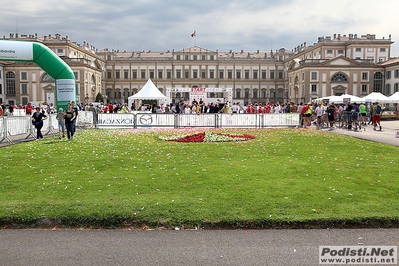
[0,40,76,110]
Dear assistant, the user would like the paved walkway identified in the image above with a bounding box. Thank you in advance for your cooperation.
[1,120,399,148]
[318,120,399,147]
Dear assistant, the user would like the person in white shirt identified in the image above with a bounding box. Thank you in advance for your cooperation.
[274,104,281,113]
[314,103,324,126]
[231,102,239,113]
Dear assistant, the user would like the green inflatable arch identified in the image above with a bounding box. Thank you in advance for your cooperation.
[0,40,76,110]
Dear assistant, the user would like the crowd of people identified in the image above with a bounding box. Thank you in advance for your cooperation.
[298,101,384,131]
[0,98,387,134]
[0,102,58,116]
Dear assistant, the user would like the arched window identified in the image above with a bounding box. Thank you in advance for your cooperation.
[42,73,55,82]
[331,73,348,82]
[6,72,15,95]
[373,72,383,93]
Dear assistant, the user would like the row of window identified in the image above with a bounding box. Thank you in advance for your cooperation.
[385,70,399,79]
[106,90,283,101]
[175,55,215,61]
[325,47,386,53]
[310,84,370,94]
[107,70,285,80]
[308,83,399,95]
[3,81,398,97]
[309,72,371,81]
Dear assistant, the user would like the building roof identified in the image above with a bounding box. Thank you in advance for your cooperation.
[378,57,399,66]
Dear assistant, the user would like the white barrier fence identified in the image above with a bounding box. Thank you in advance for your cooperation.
[1,112,300,144]
[0,111,94,144]
[97,113,300,128]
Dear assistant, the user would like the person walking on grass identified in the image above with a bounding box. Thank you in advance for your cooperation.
[56,108,65,139]
[71,101,79,134]
[32,107,47,140]
[64,103,76,140]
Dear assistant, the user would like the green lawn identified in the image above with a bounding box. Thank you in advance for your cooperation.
[0,128,398,228]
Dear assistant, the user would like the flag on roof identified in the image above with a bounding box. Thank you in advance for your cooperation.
[191,30,196,37]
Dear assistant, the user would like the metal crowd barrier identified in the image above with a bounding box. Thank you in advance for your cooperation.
[1,112,300,144]
[97,113,301,129]
[0,111,89,144]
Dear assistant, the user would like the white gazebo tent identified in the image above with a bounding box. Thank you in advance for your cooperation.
[128,79,167,110]
[363,92,393,103]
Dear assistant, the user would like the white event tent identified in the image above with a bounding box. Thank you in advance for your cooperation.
[128,79,167,110]
[313,94,363,104]
[363,92,393,103]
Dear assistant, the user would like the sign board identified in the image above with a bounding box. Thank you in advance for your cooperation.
[166,87,233,105]
[0,41,33,61]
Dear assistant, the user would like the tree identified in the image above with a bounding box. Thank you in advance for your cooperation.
[95,93,104,103]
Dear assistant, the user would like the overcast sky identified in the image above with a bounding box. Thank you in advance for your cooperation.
[2,0,399,57]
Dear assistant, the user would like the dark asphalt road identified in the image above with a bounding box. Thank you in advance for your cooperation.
[1,228,398,266]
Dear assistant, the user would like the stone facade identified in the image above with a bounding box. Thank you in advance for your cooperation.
[0,33,398,106]
[286,34,393,103]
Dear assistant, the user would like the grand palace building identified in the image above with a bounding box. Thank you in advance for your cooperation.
[1,32,399,107]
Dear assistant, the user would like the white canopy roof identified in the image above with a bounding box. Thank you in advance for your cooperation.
[363,92,393,103]
[128,79,166,109]
[128,79,167,100]
[313,94,363,104]
[388,91,399,103]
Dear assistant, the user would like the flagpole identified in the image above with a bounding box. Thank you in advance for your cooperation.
[192,30,197,46]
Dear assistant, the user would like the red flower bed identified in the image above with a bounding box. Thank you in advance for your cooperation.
[173,132,205,142]
[160,132,255,143]
[216,133,256,139]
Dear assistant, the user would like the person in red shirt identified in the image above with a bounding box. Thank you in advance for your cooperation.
[108,103,114,113]
[264,104,271,114]
[247,104,254,114]
[257,104,263,114]
[26,103,33,115]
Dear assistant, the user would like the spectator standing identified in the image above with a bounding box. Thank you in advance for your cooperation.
[359,102,367,125]
[108,103,114,113]
[26,102,34,115]
[88,103,99,127]
[373,102,383,131]
[326,104,336,128]
[351,103,360,130]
